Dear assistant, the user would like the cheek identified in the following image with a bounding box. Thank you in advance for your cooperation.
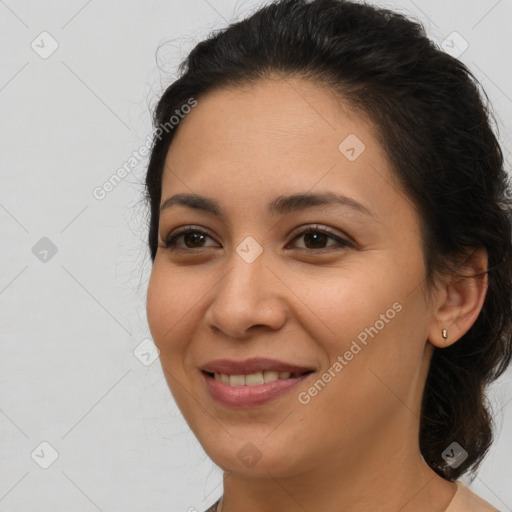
[299,262,424,384]
[146,267,167,342]
[296,266,396,345]
[146,264,191,347]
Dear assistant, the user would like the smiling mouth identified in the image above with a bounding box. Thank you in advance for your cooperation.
[202,370,314,387]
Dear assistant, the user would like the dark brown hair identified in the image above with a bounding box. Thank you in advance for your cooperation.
[144,0,512,480]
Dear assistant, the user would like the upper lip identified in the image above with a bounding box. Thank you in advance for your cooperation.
[200,358,315,375]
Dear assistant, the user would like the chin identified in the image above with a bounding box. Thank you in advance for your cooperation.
[199,434,309,479]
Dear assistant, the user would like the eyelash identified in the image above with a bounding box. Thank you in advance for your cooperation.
[160,224,353,253]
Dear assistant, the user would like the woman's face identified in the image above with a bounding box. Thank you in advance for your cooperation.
[146,77,438,479]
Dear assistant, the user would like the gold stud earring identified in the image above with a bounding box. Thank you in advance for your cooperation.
[442,328,448,342]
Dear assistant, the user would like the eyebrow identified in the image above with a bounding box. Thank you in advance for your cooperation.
[160,191,375,220]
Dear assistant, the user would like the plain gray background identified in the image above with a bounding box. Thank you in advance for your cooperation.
[0,1,511,511]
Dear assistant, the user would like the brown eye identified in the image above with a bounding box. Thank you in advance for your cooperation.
[300,231,330,249]
[160,224,353,253]
[162,227,218,250]
[288,226,353,251]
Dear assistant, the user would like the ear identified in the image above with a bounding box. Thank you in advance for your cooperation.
[428,247,488,348]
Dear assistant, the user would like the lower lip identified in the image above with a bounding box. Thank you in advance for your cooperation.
[201,371,313,408]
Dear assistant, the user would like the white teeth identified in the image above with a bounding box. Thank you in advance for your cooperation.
[229,374,245,387]
[245,372,264,386]
[212,370,297,386]
[263,371,279,383]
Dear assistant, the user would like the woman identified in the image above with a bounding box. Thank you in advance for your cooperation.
[144,0,511,510]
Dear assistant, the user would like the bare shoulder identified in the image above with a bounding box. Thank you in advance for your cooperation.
[445,481,500,512]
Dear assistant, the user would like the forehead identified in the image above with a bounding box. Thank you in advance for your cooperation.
[160,77,412,228]
[164,78,386,177]
[168,77,371,155]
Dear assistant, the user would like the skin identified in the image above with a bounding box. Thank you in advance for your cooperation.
[146,76,488,512]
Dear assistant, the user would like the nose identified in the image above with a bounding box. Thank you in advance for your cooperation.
[202,250,287,339]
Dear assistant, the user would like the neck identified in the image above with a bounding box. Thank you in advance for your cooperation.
[217,415,456,512]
